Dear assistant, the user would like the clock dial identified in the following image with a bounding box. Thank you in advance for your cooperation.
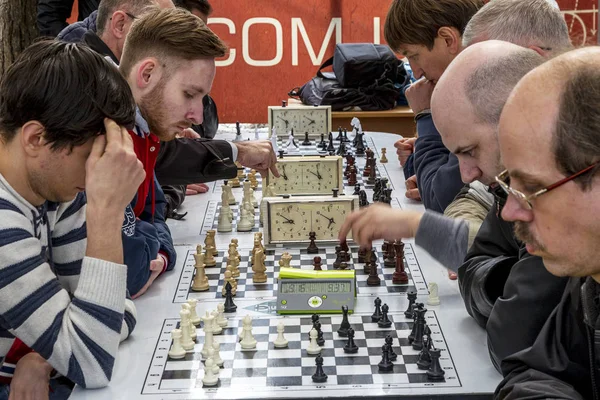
[269,204,307,241]
[269,105,331,137]
[302,162,337,192]
[266,156,343,195]
[311,201,352,240]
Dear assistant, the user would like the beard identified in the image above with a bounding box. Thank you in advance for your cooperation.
[514,221,546,252]
[139,78,168,140]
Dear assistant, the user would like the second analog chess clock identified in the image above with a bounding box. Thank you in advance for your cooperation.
[264,155,343,196]
[268,104,332,138]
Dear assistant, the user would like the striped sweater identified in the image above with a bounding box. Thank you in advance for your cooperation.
[0,174,137,388]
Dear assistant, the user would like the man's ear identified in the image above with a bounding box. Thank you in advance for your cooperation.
[528,45,548,57]
[136,58,162,92]
[110,11,128,40]
[437,26,462,55]
[20,121,48,157]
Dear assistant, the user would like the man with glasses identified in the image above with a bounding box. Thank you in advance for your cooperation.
[492,47,600,400]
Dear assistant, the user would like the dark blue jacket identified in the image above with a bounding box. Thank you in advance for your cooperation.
[56,10,97,42]
[413,114,464,213]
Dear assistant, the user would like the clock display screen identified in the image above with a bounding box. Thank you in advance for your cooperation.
[280,281,352,294]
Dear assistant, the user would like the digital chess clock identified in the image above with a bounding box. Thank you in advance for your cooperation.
[277,267,356,314]
[268,104,332,138]
[264,155,343,195]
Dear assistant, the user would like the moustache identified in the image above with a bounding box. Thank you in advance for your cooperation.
[514,222,545,251]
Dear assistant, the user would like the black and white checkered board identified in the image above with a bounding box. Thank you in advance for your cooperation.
[174,244,427,303]
[143,312,460,396]
[201,201,261,235]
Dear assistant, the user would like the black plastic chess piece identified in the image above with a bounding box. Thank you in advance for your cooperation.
[378,343,394,372]
[318,133,327,149]
[223,282,237,313]
[417,335,432,370]
[312,354,328,383]
[384,241,396,268]
[278,149,285,159]
[405,291,418,318]
[337,305,351,337]
[371,297,382,322]
[343,327,358,353]
[333,246,342,269]
[412,308,428,350]
[340,240,350,257]
[382,188,393,205]
[378,304,392,328]
[342,128,349,142]
[336,141,347,156]
[408,303,423,344]
[315,321,325,346]
[309,314,320,341]
[426,348,445,382]
[385,335,397,361]
[326,132,335,152]
[372,178,382,202]
[353,183,361,195]
[352,127,359,146]
[302,132,311,146]
[355,134,365,156]
[335,126,343,141]
[307,231,319,254]
[358,190,369,207]
[313,256,323,271]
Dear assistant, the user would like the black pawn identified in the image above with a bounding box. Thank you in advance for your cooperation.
[343,327,358,353]
[335,126,343,141]
[312,354,328,383]
[326,132,335,152]
[315,321,325,347]
[302,132,311,146]
[371,297,382,322]
[338,251,349,270]
[417,335,432,370]
[332,246,342,269]
[313,256,323,271]
[385,335,397,361]
[318,133,327,149]
[337,305,351,337]
[358,247,366,263]
[378,304,392,328]
[427,349,445,381]
[353,183,361,195]
[378,343,394,372]
[223,282,237,313]
[340,240,350,260]
[307,231,319,254]
[405,291,417,318]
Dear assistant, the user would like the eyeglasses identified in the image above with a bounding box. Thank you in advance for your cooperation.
[110,12,137,21]
[495,162,599,210]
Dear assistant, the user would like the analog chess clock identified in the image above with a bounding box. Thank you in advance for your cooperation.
[268,104,332,138]
[264,155,343,195]
[261,192,359,245]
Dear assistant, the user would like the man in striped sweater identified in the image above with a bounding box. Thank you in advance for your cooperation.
[0,41,143,397]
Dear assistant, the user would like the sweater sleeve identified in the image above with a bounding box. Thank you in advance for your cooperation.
[0,203,128,388]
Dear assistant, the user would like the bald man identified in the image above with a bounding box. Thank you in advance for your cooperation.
[494,47,600,400]
[339,41,567,371]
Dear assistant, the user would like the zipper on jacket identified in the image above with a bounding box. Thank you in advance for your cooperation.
[587,321,599,400]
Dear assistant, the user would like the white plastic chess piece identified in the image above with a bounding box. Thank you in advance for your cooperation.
[202,358,219,386]
[254,127,260,141]
[187,299,201,326]
[351,116,363,135]
[237,207,254,232]
[307,328,322,355]
[211,310,223,335]
[179,309,195,351]
[168,329,186,359]
[284,130,300,153]
[212,340,224,367]
[240,315,257,349]
[206,347,220,376]
[201,314,215,359]
[217,209,233,232]
[182,304,197,340]
[270,126,279,154]
[427,282,440,306]
[274,322,289,348]
[263,183,275,198]
[216,303,228,328]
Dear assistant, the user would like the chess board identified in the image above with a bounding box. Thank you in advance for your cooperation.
[275,136,378,156]
[201,201,262,235]
[174,243,427,303]
[143,311,460,397]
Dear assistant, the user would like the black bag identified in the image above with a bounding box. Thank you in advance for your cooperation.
[331,43,400,88]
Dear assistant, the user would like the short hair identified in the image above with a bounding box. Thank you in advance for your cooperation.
[174,0,212,16]
[465,48,545,126]
[0,40,136,151]
[553,58,600,190]
[384,0,484,51]
[119,8,227,78]
[97,0,158,36]
[462,0,572,52]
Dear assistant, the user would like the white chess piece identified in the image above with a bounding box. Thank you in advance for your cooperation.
[270,126,279,154]
[217,209,233,232]
[212,340,224,367]
[237,207,253,232]
[187,299,201,326]
[284,130,300,153]
[307,328,322,355]
[179,309,195,351]
[216,303,228,328]
[351,116,363,135]
[168,329,186,359]
[427,282,440,306]
[181,304,197,340]
[201,313,215,359]
[254,127,260,141]
[211,310,223,334]
[273,322,289,348]
[240,315,257,349]
[249,188,258,208]
[224,183,236,205]
[206,347,220,376]
[263,183,275,198]
[202,358,219,386]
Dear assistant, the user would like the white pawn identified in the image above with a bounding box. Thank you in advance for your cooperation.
[181,304,197,340]
[427,282,440,306]
[202,358,219,386]
[168,329,186,359]
[216,303,228,328]
[211,310,223,335]
[274,322,288,348]
[187,299,201,326]
[307,328,321,355]
[201,313,215,359]
[206,347,220,376]
[212,340,224,367]
[179,309,195,351]
[217,209,233,232]
[240,315,257,349]
[237,207,254,232]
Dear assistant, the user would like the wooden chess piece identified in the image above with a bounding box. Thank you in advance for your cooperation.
[366,248,381,286]
[392,240,408,284]
[313,256,322,271]
[252,248,268,283]
[307,231,319,254]
[380,148,388,163]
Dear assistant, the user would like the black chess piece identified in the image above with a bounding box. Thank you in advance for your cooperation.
[366,249,381,286]
[278,149,285,159]
[337,305,351,337]
[336,141,347,156]
[355,134,365,156]
[326,132,335,152]
[342,128,349,142]
[318,133,327,149]
[412,308,428,350]
[343,327,358,353]
[314,320,325,346]
[405,291,418,318]
[312,353,328,383]
[353,183,361,195]
[378,343,394,372]
[378,304,392,328]
[307,231,319,254]
[332,246,342,269]
[352,127,359,146]
[313,256,323,271]
[384,241,396,268]
[358,190,369,207]
[385,335,397,361]
[302,132,311,146]
[340,240,350,257]
[426,348,445,382]
[382,188,393,205]
[371,297,383,322]
[223,282,237,313]
[338,251,349,270]
[335,126,343,141]
[372,178,382,202]
[408,303,423,344]
[417,335,432,370]
[358,247,366,263]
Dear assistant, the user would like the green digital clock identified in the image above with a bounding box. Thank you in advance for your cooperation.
[276,268,356,314]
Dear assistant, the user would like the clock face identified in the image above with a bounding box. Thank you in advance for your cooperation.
[269,106,331,137]
[264,197,357,243]
[266,156,343,195]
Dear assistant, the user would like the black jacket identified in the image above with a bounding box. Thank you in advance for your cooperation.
[495,277,600,400]
[458,187,569,372]
[38,0,99,37]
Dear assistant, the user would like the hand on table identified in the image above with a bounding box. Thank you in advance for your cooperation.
[132,255,165,299]
[186,183,210,195]
[405,175,421,201]
[394,137,417,166]
[338,203,423,249]
[235,140,280,177]
[9,352,54,400]
[405,78,435,114]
